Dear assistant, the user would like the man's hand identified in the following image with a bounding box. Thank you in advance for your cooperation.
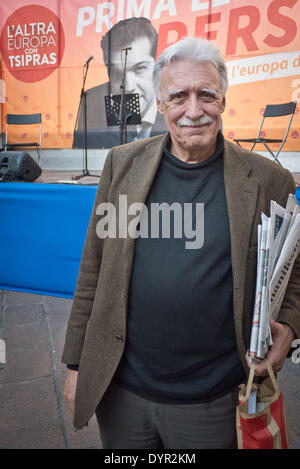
[246,319,295,376]
[64,369,78,416]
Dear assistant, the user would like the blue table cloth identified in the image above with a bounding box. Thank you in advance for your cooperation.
[0,183,97,298]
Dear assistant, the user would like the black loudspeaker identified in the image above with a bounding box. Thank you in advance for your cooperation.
[0,151,42,182]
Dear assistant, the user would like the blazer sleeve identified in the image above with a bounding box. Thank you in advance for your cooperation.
[61,149,113,365]
[276,174,300,340]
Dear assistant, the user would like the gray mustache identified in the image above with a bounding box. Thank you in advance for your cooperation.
[177,115,213,126]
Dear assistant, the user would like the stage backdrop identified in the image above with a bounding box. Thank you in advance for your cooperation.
[0,0,299,149]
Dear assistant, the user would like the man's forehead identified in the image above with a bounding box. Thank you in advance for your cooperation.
[162,60,218,78]
[110,37,153,64]
[160,60,222,91]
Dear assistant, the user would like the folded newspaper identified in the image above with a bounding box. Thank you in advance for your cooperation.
[249,193,300,362]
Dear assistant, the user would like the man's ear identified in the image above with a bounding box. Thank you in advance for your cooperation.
[156,97,164,115]
[220,96,226,113]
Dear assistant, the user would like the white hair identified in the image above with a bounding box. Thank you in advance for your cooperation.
[153,37,228,99]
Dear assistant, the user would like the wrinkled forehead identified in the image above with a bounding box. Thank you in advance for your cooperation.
[160,59,222,91]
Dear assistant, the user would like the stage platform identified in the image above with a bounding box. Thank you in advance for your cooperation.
[38,169,300,185]
[5,147,300,175]
[34,170,300,187]
[36,170,102,185]
[38,169,299,186]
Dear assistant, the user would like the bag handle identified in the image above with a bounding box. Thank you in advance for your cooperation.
[245,358,280,400]
[245,362,256,400]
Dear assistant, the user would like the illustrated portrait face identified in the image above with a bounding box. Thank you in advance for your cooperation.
[109,36,156,119]
[101,18,158,121]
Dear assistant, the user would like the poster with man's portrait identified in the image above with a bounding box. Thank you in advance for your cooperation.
[73,17,167,149]
[0,0,299,150]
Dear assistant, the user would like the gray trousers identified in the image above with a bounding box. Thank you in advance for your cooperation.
[95,382,238,449]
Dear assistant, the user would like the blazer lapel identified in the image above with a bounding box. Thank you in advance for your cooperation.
[128,135,168,208]
[224,140,259,360]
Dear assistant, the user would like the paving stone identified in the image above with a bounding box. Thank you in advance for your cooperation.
[0,377,59,432]
[1,322,50,353]
[278,363,300,398]
[0,347,52,384]
[43,295,73,310]
[278,360,300,449]
[4,303,44,327]
[288,428,300,450]
[47,305,73,375]
[5,291,43,306]
[47,309,69,362]
[54,353,68,375]
[0,421,66,449]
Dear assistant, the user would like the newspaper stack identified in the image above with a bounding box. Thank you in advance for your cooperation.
[249,193,300,361]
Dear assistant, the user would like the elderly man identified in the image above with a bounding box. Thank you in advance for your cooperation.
[63,37,300,449]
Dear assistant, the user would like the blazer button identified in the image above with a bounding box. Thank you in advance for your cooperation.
[116,334,124,342]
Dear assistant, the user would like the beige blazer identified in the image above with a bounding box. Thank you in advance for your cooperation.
[62,134,300,429]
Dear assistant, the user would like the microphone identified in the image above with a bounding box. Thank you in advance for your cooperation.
[85,55,94,66]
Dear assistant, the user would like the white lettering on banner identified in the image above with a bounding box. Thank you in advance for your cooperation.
[8,35,55,50]
[76,0,178,36]
[126,0,151,19]
[96,2,115,33]
[117,0,125,22]
[153,0,177,19]
[7,22,56,37]
[76,6,95,36]
[8,52,56,67]
[1,4,64,81]
[5,17,59,69]
[227,50,300,86]
[191,0,230,12]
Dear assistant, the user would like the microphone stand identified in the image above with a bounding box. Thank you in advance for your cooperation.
[72,57,100,180]
[119,48,131,145]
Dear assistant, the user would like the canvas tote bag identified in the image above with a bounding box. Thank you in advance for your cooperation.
[236,359,289,449]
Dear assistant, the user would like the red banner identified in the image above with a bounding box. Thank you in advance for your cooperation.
[0,0,299,149]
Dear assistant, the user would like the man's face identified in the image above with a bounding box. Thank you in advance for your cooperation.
[157,59,226,161]
[109,37,156,118]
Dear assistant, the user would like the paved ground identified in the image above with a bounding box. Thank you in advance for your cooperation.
[0,289,300,449]
[0,290,101,449]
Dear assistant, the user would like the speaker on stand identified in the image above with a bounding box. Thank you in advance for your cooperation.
[0,151,42,182]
